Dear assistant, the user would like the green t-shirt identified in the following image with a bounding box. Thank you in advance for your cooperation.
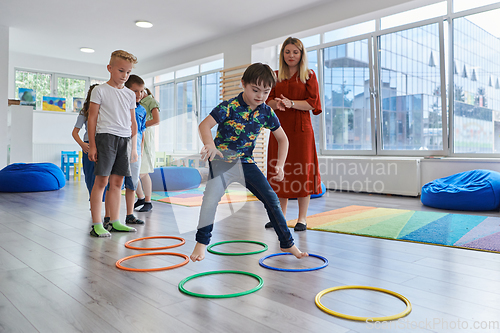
[140,94,160,121]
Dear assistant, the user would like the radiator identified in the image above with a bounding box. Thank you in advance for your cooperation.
[318,157,422,196]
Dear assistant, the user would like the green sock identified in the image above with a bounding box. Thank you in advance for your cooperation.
[111,220,137,232]
[91,223,111,237]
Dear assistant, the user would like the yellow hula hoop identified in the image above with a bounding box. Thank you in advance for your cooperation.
[315,285,412,322]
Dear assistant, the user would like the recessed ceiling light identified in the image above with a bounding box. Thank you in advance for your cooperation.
[135,21,153,28]
[80,47,95,53]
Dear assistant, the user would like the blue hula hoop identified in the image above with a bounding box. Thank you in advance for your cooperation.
[259,253,328,272]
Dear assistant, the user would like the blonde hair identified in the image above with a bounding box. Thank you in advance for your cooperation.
[278,37,310,84]
[110,50,138,66]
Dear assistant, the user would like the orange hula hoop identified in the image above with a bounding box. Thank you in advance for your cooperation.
[124,236,186,250]
[116,252,189,272]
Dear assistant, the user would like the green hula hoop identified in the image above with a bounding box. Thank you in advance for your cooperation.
[207,240,268,256]
[178,270,264,298]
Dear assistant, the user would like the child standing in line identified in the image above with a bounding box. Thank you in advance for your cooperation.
[134,88,160,212]
[87,50,138,237]
[72,84,105,198]
[190,63,308,262]
[123,75,147,225]
[72,84,110,220]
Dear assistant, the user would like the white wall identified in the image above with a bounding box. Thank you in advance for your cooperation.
[9,106,33,163]
[8,107,80,165]
[32,111,80,165]
[0,25,8,169]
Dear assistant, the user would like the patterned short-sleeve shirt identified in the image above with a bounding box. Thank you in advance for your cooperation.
[210,92,281,163]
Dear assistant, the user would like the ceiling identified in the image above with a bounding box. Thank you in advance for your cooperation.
[1,0,331,66]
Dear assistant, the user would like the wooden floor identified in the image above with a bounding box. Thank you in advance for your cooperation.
[1,180,500,333]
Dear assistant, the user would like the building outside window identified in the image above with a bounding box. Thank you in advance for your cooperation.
[452,8,500,153]
[378,23,443,151]
[323,39,372,151]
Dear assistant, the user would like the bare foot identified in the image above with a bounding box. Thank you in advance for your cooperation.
[190,242,207,262]
[281,245,309,259]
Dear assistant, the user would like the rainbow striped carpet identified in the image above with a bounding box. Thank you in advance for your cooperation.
[288,205,500,253]
[150,185,258,207]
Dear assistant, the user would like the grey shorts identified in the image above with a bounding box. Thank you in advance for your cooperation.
[124,155,141,190]
[94,133,131,177]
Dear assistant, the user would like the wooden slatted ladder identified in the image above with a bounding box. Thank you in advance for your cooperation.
[220,64,269,175]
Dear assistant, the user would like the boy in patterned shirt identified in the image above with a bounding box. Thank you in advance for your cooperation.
[190,63,308,262]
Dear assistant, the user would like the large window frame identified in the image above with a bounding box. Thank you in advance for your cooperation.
[373,18,448,156]
[154,66,222,155]
[294,0,500,158]
[314,32,377,156]
[447,2,500,157]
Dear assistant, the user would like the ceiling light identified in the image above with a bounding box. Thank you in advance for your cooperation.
[135,21,153,28]
[80,47,95,53]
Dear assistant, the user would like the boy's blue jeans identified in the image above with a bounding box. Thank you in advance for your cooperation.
[195,160,294,249]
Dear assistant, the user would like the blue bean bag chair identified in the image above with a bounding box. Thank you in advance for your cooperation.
[311,182,327,199]
[150,167,201,192]
[421,169,500,211]
[289,181,326,200]
[0,163,66,193]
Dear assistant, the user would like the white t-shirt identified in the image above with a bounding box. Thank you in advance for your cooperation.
[90,83,136,137]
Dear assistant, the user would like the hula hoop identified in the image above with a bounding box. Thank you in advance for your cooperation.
[207,240,268,255]
[259,253,328,272]
[315,285,412,321]
[125,236,185,250]
[178,270,264,298]
[116,252,189,272]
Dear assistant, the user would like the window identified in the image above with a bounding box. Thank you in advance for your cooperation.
[324,21,375,43]
[199,71,221,138]
[301,34,320,48]
[201,59,224,72]
[57,76,86,112]
[176,79,198,152]
[378,23,444,151]
[176,66,199,79]
[15,69,104,112]
[253,0,500,157]
[154,72,174,85]
[381,2,447,30]
[452,8,500,153]
[323,39,372,151]
[454,0,500,13]
[15,70,51,110]
[90,78,107,86]
[307,50,322,152]
[154,60,223,154]
[156,83,175,153]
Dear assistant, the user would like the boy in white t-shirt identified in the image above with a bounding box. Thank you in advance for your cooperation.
[87,50,139,237]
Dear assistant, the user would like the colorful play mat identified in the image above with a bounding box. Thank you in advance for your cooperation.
[149,185,258,207]
[288,205,500,253]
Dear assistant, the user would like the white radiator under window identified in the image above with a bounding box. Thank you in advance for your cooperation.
[318,157,422,196]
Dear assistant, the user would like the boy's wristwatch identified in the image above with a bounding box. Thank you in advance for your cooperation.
[290,100,294,107]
